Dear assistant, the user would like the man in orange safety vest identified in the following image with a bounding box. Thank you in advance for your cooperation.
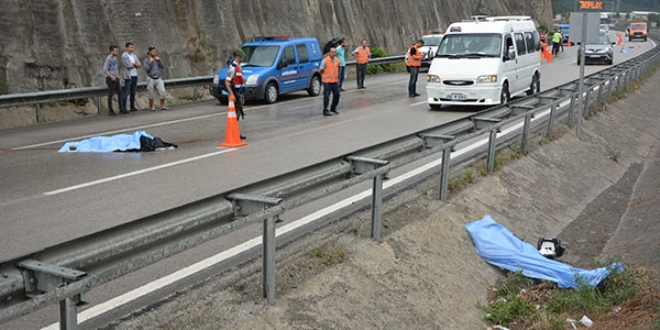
[406,39,426,98]
[320,47,341,116]
[352,39,371,89]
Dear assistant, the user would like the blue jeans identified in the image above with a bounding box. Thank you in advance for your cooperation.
[339,66,346,89]
[323,82,340,111]
[122,76,138,110]
[408,66,420,95]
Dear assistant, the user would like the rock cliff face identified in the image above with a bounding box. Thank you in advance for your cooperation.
[0,0,551,94]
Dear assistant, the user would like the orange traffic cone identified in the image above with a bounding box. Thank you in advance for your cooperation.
[566,40,571,48]
[545,47,553,63]
[219,96,247,148]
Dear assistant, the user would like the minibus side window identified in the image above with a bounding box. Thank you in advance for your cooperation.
[504,34,514,60]
[515,33,527,55]
[525,32,536,53]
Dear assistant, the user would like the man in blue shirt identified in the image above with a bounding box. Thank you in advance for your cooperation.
[336,38,347,91]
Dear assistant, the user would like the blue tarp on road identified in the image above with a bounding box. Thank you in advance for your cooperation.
[58,131,153,153]
[466,215,622,289]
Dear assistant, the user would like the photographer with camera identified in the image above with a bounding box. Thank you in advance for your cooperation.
[143,46,168,111]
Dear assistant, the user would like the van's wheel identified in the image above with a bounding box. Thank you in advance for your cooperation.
[526,73,540,96]
[307,75,321,96]
[500,82,510,105]
[265,82,278,104]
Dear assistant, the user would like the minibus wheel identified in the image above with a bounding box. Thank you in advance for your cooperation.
[500,83,510,104]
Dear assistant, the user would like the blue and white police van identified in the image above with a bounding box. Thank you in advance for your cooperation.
[210,36,323,104]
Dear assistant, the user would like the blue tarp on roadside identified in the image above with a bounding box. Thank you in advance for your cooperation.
[58,131,153,153]
[465,215,622,289]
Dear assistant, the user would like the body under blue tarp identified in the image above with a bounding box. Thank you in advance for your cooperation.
[466,215,621,289]
[58,131,153,153]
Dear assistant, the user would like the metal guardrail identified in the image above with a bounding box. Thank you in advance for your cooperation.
[1,44,658,329]
[0,56,405,122]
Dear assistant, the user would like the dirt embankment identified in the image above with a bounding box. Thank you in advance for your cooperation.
[102,73,660,329]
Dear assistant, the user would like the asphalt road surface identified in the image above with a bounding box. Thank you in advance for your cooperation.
[0,35,654,330]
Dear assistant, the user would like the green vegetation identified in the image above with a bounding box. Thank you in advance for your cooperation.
[480,266,659,329]
[366,47,402,75]
[448,169,476,192]
[313,248,345,266]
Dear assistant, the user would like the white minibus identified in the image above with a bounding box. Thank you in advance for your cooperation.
[426,16,542,109]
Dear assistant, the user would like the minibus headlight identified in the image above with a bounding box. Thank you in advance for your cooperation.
[476,75,498,83]
[212,75,219,85]
[427,75,441,83]
[245,75,259,86]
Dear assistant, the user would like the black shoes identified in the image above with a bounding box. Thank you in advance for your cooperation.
[240,135,246,140]
[109,111,117,116]
[130,108,139,112]
[120,110,130,114]
[323,110,332,116]
[330,109,339,114]
[414,93,421,97]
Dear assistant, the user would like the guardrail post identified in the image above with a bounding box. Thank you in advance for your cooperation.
[96,97,102,114]
[439,147,451,202]
[487,130,498,173]
[60,297,79,330]
[582,88,591,119]
[616,72,621,92]
[522,114,532,155]
[566,93,576,126]
[193,86,199,100]
[346,156,389,241]
[263,215,276,304]
[371,175,384,241]
[547,103,557,139]
[606,77,614,101]
[35,104,42,123]
[226,194,283,304]
[596,81,604,111]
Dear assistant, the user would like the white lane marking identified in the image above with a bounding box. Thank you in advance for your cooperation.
[43,149,238,195]
[12,114,220,150]
[41,103,560,329]
[411,100,427,106]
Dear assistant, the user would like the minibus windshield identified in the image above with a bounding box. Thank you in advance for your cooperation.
[436,34,502,58]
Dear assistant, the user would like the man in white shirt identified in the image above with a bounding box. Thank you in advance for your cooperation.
[122,42,142,112]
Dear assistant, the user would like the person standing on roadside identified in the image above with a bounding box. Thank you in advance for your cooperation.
[406,39,425,98]
[143,46,169,111]
[122,42,141,112]
[352,39,371,89]
[320,47,340,116]
[551,31,562,56]
[103,45,126,115]
[225,48,247,140]
[336,38,347,91]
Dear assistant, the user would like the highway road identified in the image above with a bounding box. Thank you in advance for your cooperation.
[0,36,654,329]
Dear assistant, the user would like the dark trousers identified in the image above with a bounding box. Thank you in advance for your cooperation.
[106,77,124,113]
[356,63,367,88]
[323,82,340,111]
[339,66,346,89]
[552,42,560,55]
[122,76,138,110]
[231,87,245,121]
[408,66,420,95]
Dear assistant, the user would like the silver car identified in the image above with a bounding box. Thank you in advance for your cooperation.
[577,35,615,65]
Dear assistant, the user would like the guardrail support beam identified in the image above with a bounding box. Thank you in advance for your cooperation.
[17,260,87,330]
[439,147,452,202]
[346,156,390,241]
[509,105,535,116]
[473,117,502,131]
[420,133,454,149]
[263,215,276,304]
[547,103,558,139]
[487,130,498,173]
[522,114,532,155]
